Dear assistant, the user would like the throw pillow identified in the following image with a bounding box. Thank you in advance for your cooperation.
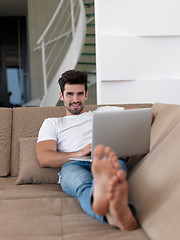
[16,137,60,185]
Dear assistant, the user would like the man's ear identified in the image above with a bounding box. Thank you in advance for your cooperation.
[59,92,64,101]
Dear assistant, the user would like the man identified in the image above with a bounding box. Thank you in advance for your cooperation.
[36,70,138,230]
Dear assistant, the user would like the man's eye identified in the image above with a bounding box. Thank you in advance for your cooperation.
[78,92,84,96]
[67,93,73,96]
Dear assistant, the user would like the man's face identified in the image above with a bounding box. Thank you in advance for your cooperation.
[59,84,88,116]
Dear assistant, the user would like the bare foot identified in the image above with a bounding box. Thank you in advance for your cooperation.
[91,145,120,216]
[106,171,138,230]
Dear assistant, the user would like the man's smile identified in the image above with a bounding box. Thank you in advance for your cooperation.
[70,102,82,108]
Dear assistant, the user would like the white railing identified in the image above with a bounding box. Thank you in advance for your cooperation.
[34,0,86,107]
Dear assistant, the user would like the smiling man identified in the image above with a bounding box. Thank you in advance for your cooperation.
[36,70,138,230]
[59,79,88,116]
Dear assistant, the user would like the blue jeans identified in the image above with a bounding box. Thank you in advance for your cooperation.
[59,159,136,224]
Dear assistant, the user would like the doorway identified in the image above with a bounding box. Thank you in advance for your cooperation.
[0,16,29,107]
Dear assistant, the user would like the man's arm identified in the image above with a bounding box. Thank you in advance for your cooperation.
[36,140,91,168]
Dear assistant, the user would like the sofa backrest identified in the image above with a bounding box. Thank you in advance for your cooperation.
[0,104,152,177]
[11,106,66,176]
[10,103,151,176]
[128,103,180,240]
[0,108,12,176]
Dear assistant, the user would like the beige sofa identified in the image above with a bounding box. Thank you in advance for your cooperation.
[0,103,180,240]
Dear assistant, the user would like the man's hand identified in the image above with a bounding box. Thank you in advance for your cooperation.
[77,143,92,157]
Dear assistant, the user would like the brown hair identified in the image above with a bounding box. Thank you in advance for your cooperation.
[58,70,88,95]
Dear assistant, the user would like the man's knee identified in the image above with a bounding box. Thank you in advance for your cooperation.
[60,162,93,197]
[60,162,76,191]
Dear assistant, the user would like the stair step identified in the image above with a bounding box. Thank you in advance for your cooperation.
[86,13,95,17]
[87,23,95,27]
[78,62,96,65]
[82,53,96,56]
[84,43,95,46]
[87,71,96,75]
[86,33,95,37]
[84,3,94,7]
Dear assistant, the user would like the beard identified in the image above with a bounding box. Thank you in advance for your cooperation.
[66,102,84,115]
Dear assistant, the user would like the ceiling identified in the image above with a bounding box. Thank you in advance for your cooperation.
[0,0,27,16]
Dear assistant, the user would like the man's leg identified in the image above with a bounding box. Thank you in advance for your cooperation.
[59,161,106,223]
[91,145,138,230]
[60,146,137,229]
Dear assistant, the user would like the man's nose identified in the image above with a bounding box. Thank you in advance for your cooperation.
[73,94,79,102]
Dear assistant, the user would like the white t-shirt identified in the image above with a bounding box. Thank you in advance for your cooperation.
[37,106,124,153]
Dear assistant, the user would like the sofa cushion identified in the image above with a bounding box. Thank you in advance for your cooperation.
[0,177,150,239]
[16,137,60,184]
[128,103,180,240]
[0,108,12,176]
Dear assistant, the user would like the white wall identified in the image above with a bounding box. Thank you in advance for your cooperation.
[95,0,180,104]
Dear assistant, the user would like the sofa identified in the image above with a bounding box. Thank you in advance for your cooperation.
[0,102,180,240]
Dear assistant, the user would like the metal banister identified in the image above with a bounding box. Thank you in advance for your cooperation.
[38,0,86,106]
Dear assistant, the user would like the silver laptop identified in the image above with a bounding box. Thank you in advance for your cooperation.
[69,108,152,162]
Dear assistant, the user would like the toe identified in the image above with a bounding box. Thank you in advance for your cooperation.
[104,146,111,158]
[117,170,127,183]
[109,152,119,169]
[108,175,119,200]
[93,144,104,159]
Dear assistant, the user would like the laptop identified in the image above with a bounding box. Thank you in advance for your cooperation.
[69,108,152,162]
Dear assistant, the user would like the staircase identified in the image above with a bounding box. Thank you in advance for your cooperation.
[36,0,87,107]
[76,0,96,88]
[25,0,96,107]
